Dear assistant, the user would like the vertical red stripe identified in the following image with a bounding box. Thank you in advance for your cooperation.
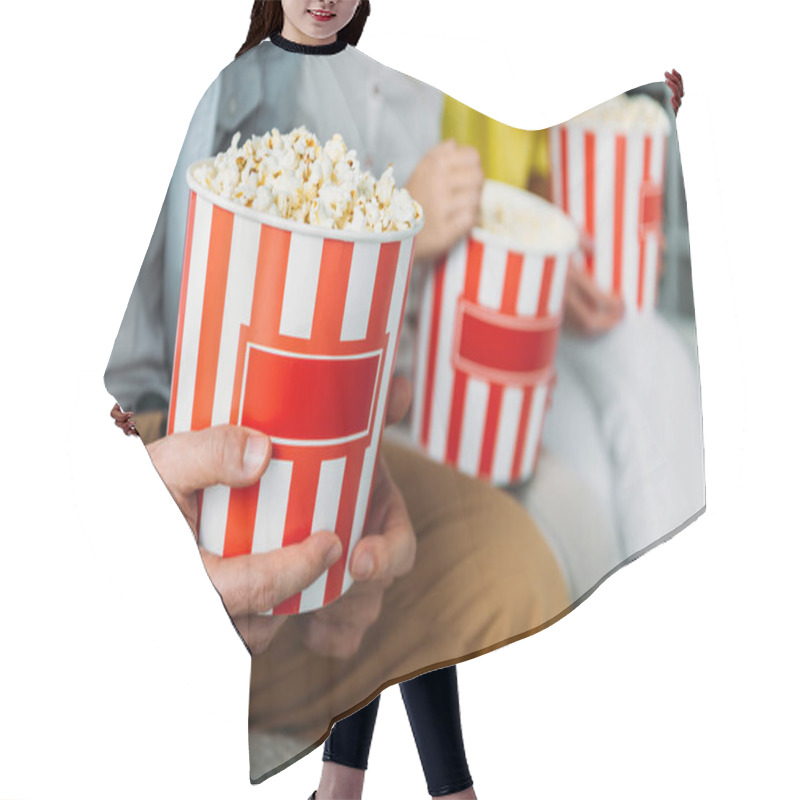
[584,132,596,279]
[367,242,400,341]
[612,135,627,296]
[559,127,570,214]
[638,136,653,309]
[501,252,524,312]
[312,239,354,342]
[223,484,259,558]
[273,454,323,615]
[446,240,484,465]
[272,595,299,617]
[446,380,468,467]
[478,253,523,477]
[478,386,503,478]
[229,324,250,426]
[229,226,292,424]
[421,260,445,447]
[191,206,234,430]
[249,226,293,341]
[167,191,197,435]
[654,142,668,306]
[323,449,366,605]
[537,256,556,318]
[463,242,483,306]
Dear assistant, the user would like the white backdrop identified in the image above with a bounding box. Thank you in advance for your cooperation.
[1,1,797,798]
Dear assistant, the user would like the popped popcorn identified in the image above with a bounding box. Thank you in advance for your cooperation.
[570,93,671,132]
[192,127,422,232]
[479,183,577,251]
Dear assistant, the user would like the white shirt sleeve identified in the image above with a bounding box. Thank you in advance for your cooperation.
[103,75,223,410]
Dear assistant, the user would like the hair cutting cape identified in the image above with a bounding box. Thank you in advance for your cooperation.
[105,36,704,783]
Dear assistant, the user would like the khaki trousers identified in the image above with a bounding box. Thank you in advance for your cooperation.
[249,440,569,780]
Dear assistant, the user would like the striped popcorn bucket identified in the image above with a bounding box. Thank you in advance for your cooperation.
[167,161,421,615]
[411,180,578,486]
[549,111,668,312]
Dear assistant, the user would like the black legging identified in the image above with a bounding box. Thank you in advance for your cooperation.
[323,665,473,797]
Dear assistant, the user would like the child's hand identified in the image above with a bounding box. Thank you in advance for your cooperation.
[110,402,138,436]
[563,262,625,337]
[665,69,684,116]
[406,140,483,262]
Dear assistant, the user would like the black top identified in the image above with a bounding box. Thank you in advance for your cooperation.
[270,32,348,55]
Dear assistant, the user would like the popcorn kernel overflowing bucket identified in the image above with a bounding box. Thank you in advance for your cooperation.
[411,180,578,486]
[168,159,421,615]
[548,94,670,313]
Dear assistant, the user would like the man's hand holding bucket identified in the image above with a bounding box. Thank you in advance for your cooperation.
[143,377,416,656]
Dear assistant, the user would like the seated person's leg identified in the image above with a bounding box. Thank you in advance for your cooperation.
[323,695,381,770]
[400,666,474,798]
[508,445,622,604]
[556,313,705,555]
[249,441,569,781]
[541,350,616,521]
[316,696,381,799]
[526,351,623,599]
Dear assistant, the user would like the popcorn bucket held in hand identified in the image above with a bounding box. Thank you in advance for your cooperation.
[549,93,670,312]
[411,180,578,486]
[167,158,421,616]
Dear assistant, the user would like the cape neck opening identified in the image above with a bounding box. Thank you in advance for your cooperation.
[270,32,348,55]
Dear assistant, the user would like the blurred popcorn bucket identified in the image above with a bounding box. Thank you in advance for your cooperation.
[548,95,670,312]
[411,180,578,486]
[167,160,421,615]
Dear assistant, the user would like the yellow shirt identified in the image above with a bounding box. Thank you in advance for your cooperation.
[441,96,550,189]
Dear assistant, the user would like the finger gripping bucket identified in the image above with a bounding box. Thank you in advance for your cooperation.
[168,160,421,615]
[411,180,578,486]
[549,94,670,312]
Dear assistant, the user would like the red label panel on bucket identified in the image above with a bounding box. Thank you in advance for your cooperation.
[240,345,381,443]
[453,299,559,385]
[639,181,663,236]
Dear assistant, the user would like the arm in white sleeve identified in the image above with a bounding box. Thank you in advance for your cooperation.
[103,76,223,412]
[103,193,171,411]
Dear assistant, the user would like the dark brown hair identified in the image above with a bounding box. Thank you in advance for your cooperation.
[236,1,371,58]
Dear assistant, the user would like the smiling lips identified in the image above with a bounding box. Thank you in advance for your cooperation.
[308,8,335,21]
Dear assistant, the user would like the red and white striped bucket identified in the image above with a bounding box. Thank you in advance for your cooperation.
[411,181,578,486]
[167,161,421,615]
[549,100,669,312]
